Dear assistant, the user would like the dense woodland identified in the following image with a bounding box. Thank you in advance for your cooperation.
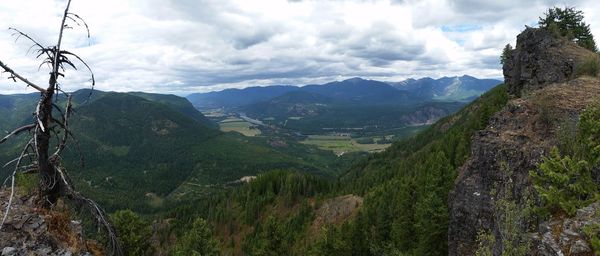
[104,84,509,255]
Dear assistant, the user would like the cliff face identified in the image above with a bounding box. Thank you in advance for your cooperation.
[449,27,600,256]
[503,27,595,96]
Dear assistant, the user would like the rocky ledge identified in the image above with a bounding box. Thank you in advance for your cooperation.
[0,189,100,256]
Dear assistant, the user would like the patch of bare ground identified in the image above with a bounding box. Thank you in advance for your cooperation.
[309,194,363,236]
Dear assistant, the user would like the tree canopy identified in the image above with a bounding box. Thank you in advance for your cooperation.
[539,7,597,52]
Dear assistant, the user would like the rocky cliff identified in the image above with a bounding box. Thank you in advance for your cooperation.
[503,27,597,96]
[449,27,600,256]
[0,189,101,256]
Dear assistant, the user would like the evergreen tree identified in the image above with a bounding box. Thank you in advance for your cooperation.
[500,44,513,65]
[530,147,596,216]
[172,217,220,256]
[111,210,152,256]
[539,7,597,52]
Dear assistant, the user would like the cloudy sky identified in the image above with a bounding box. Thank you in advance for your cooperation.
[0,0,598,95]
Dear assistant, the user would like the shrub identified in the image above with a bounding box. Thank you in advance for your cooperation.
[530,147,596,216]
[578,104,600,165]
[575,58,600,78]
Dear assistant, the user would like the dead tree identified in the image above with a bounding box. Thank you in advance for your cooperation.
[0,1,122,255]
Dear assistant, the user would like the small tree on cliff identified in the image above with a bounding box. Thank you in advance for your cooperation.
[500,44,513,65]
[0,1,121,254]
[539,6,597,52]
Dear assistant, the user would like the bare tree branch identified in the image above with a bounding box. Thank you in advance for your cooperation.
[66,12,90,39]
[0,1,122,254]
[0,138,34,230]
[1,124,36,144]
[0,60,46,92]
[8,27,51,60]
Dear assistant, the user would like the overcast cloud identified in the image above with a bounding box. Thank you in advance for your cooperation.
[0,0,598,94]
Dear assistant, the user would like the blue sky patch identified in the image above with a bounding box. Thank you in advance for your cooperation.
[441,24,482,33]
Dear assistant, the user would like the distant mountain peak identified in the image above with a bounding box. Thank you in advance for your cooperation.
[344,77,366,83]
[388,76,501,102]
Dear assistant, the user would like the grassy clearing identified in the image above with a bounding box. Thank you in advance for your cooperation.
[301,135,390,155]
[219,121,261,136]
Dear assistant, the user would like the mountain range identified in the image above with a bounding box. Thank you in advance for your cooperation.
[186,75,501,110]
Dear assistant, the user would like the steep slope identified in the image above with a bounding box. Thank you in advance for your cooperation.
[165,84,509,255]
[0,91,343,212]
[448,27,600,255]
[0,93,38,132]
[129,91,215,127]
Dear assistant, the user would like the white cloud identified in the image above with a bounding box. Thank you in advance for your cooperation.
[0,0,598,95]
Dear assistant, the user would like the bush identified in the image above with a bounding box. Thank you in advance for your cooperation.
[530,147,596,216]
[575,58,600,77]
[578,104,600,165]
[531,105,600,217]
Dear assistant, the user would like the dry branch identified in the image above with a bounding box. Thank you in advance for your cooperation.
[0,0,122,254]
[1,124,36,144]
[0,61,46,92]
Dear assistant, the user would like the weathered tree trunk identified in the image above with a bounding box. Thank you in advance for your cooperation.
[36,89,59,206]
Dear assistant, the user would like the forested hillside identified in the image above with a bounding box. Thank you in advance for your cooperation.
[1,2,599,256]
[141,84,509,255]
[0,91,350,212]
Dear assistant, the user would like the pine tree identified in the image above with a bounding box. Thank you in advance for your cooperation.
[172,217,220,256]
[500,44,513,65]
[539,7,598,52]
[111,210,152,256]
[530,147,596,216]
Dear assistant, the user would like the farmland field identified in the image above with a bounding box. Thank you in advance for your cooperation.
[219,118,261,136]
[300,135,390,155]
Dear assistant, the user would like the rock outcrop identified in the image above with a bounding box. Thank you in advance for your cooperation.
[534,202,600,255]
[503,27,597,96]
[310,194,363,234]
[449,26,600,255]
[0,189,100,256]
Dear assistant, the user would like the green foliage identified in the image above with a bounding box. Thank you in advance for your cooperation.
[531,105,600,217]
[575,57,600,77]
[476,164,533,256]
[539,7,597,52]
[308,85,508,255]
[530,147,595,216]
[578,105,600,165]
[500,44,513,65]
[172,217,220,256]
[15,173,38,195]
[163,170,329,254]
[582,208,600,255]
[475,230,494,256]
[111,210,152,256]
[243,216,287,256]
